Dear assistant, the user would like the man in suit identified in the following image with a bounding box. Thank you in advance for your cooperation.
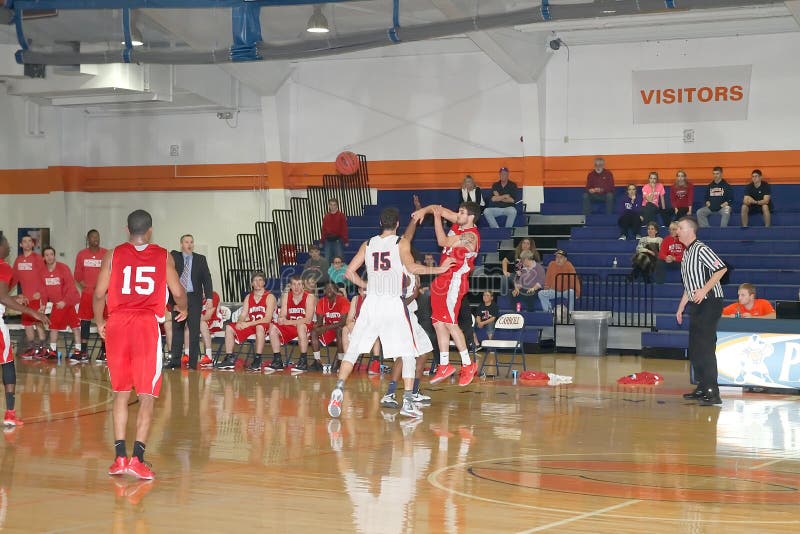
[167,234,213,370]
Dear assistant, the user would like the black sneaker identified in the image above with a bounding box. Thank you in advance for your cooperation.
[265,355,283,373]
[68,351,82,365]
[309,359,324,372]
[292,357,308,373]
[95,349,106,362]
[698,388,722,406]
[216,354,237,370]
[247,356,263,372]
[682,387,704,400]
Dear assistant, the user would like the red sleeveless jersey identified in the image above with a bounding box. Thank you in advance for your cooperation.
[315,295,350,326]
[107,242,168,319]
[439,224,481,276]
[245,291,270,321]
[285,291,310,321]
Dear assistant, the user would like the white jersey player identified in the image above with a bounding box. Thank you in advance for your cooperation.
[327,207,452,420]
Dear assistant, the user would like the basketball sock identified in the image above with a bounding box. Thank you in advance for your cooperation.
[313,351,321,360]
[387,381,397,395]
[5,393,14,411]
[413,378,420,394]
[205,348,212,358]
[335,379,344,390]
[50,343,57,351]
[114,440,126,459]
[439,352,450,366]
[133,441,146,463]
[74,343,81,351]
[337,353,344,361]
[459,350,471,365]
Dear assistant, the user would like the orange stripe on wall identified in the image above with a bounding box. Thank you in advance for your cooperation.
[1,150,799,194]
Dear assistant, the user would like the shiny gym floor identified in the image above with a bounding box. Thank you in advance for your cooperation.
[2,354,799,533]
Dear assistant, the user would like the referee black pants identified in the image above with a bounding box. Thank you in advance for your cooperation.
[688,297,723,390]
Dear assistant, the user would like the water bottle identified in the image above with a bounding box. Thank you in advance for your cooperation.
[57,351,62,363]
[612,257,618,268]
[735,310,741,318]
[516,301,522,312]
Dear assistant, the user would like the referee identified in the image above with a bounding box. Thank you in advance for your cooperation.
[675,217,727,406]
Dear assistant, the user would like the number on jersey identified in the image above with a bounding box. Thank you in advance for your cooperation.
[121,265,156,295]
[371,251,391,271]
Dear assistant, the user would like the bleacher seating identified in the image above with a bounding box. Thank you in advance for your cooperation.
[544,185,800,355]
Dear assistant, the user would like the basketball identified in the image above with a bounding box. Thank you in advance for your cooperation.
[335,151,359,175]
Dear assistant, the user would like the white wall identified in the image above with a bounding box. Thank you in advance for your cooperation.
[543,32,800,156]
[0,92,61,169]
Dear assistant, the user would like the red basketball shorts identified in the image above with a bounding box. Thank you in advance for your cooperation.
[105,311,163,397]
[230,322,267,344]
[274,323,312,344]
[430,274,468,325]
[318,328,337,347]
[78,291,108,321]
[49,304,80,331]
[0,322,12,364]
[21,298,42,327]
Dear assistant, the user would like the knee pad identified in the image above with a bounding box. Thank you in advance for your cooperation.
[2,362,16,386]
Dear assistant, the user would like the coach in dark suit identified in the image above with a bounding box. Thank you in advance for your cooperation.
[167,234,213,369]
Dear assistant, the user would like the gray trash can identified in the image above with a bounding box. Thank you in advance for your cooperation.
[572,311,612,356]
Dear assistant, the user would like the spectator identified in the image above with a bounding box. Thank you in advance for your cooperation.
[419,253,437,290]
[722,283,776,318]
[457,175,485,215]
[321,198,348,261]
[501,237,539,294]
[538,249,580,314]
[474,291,499,346]
[617,184,643,240]
[670,170,694,221]
[630,222,662,283]
[741,169,773,228]
[696,167,733,228]
[641,171,667,226]
[654,222,685,284]
[583,157,615,215]
[511,250,546,311]
[327,255,349,295]
[302,244,330,288]
[484,167,518,228]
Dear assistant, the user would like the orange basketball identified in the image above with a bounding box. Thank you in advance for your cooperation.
[335,151,360,175]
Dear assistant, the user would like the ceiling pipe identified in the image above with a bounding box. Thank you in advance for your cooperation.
[13,0,788,66]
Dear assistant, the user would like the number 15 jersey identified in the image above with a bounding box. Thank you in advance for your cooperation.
[365,235,404,298]
[107,242,169,320]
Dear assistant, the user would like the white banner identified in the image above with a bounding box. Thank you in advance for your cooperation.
[632,65,751,124]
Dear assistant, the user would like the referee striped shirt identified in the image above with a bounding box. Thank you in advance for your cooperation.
[680,239,725,299]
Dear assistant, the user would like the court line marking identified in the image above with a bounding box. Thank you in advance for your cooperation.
[516,499,641,533]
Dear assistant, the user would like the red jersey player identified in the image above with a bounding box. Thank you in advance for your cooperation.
[197,291,222,367]
[411,201,481,387]
[74,229,107,361]
[217,272,277,372]
[42,247,81,361]
[93,210,187,480]
[11,235,47,358]
[267,275,316,373]
[0,232,49,427]
[310,281,350,372]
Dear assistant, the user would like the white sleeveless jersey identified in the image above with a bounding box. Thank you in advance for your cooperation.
[403,268,418,313]
[365,234,405,298]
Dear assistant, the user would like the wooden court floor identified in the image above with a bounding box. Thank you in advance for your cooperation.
[1,354,799,533]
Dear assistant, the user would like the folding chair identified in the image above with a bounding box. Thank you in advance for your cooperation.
[479,313,525,378]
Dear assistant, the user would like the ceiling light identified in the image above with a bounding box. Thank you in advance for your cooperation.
[121,27,144,47]
[306,5,329,34]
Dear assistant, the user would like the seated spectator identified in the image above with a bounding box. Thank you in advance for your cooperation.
[419,253,437,290]
[501,237,540,294]
[630,222,662,283]
[641,171,667,226]
[511,251,546,311]
[321,198,348,261]
[583,157,615,215]
[474,291,498,346]
[617,184,643,240]
[216,272,277,371]
[302,244,329,288]
[538,249,580,314]
[310,281,350,372]
[484,167,518,228]
[654,222,685,284]
[457,175,485,215]
[741,169,773,228]
[697,166,733,228]
[327,255,349,295]
[722,283,776,318]
[670,170,693,221]
[267,275,317,373]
